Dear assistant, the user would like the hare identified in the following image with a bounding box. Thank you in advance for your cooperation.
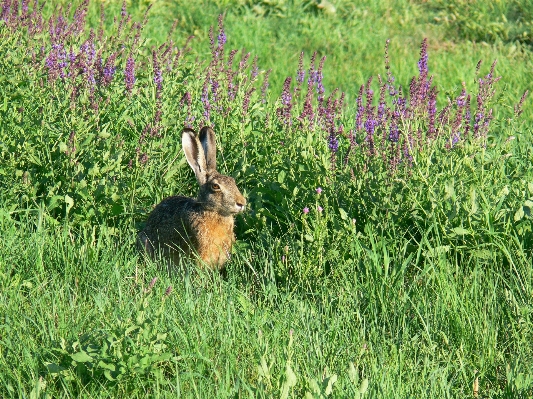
[137,126,246,270]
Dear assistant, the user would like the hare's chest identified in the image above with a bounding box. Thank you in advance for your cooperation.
[193,217,235,268]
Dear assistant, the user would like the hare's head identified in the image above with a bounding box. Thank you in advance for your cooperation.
[182,127,246,217]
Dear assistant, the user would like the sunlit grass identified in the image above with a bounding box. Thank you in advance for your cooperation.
[0,0,532,397]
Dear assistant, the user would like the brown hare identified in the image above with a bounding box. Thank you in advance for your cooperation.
[137,126,246,269]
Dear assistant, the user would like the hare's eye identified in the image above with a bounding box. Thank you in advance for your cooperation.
[211,183,221,191]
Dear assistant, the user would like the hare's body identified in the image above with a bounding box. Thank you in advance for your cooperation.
[137,127,246,270]
[138,195,235,268]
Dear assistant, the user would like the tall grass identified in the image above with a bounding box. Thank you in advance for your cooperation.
[0,0,532,397]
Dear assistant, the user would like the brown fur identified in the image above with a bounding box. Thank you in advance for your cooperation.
[137,127,246,270]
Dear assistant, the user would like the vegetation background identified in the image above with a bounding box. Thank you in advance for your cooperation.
[0,0,532,397]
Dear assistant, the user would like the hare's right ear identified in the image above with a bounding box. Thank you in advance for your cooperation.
[182,128,207,185]
[199,126,217,174]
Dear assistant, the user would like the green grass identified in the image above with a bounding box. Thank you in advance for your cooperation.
[1,0,533,397]
[46,0,533,108]
[2,213,532,397]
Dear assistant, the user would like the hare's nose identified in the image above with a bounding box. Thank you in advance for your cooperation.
[236,196,246,210]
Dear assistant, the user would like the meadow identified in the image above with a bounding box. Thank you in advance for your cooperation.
[0,0,532,397]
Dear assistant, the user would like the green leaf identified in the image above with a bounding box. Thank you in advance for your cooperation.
[71,351,93,363]
[339,208,348,220]
[280,363,297,399]
[47,195,64,211]
[451,227,471,236]
[278,170,286,184]
[306,378,321,395]
[424,245,450,258]
[444,179,455,200]
[104,369,116,381]
[65,195,74,215]
[45,363,65,374]
[258,355,271,380]
[514,206,525,222]
[359,378,369,394]
[471,249,492,259]
[97,361,116,371]
[324,374,337,395]
[347,362,358,384]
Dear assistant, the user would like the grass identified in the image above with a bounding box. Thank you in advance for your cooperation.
[0,0,532,397]
[44,0,533,108]
[2,214,532,397]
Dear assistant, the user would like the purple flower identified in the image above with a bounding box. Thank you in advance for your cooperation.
[164,285,173,296]
[45,43,69,81]
[250,56,259,80]
[355,85,364,131]
[364,118,377,136]
[146,277,158,292]
[317,206,323,212]
[217,14,226,47]
[427,86,438,138]
[80,30,96,64]
[121,0,127,17]
[514,90,529,117]
[208,26,215,56]
[261,69,271,103]
[295,51,305,95]
[152,50,163,92]
[103,64,116,82]
[242,87,255,116]
[72,0,89,35]
[210,79,219,104]
[125,56,135,92]
[139,152,148,165]
[303,207,309,214]
[474,111,483,138]
[328,129,339,153]
[451,132,460,147]
[316,56,326,102]
[417,38,428,76]
[377,100,386,123]
[239,52,250,73]
[389,115,399,142]
[316,187,322,194]
[201,80,211,122]
[296,52,305,81]
[299,84,315,123]
[227,79,237,102]
[464,94,472,137]
[86,68,96,86]
[102,53,117,86]
[276,77,293,124]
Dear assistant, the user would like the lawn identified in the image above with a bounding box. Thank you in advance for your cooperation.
[0,0,532,397]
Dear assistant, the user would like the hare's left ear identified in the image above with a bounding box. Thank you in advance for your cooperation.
[182,128,207,185]
[199,126,217,174]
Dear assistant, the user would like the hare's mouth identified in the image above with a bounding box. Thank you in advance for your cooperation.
[234,199,246,213]
[234,203,246,213]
